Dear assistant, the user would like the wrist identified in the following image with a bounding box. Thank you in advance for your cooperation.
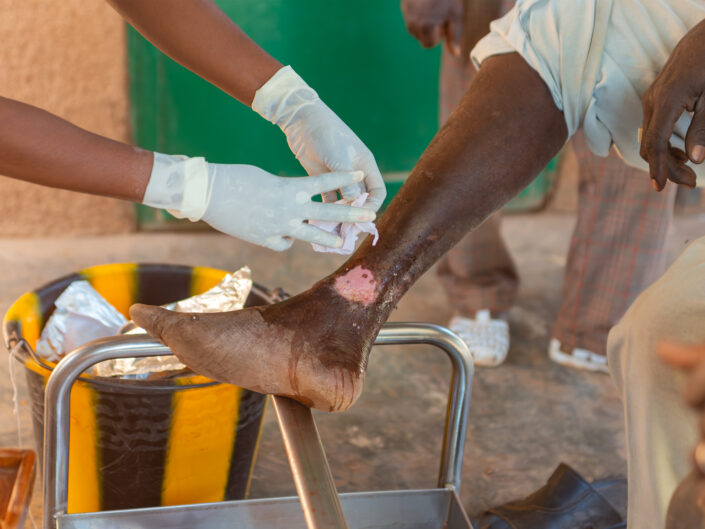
[251,65,319,129]
[142,153,213,221]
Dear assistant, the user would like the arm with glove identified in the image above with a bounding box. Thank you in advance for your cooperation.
[107,0,386,212]
[0,0,386,250]
[0,96,372,250]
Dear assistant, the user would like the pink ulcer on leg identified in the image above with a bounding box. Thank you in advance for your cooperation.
[333,266,378,306]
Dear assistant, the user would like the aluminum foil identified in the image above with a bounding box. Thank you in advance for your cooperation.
[36,281,128,361]
[174,266,252,313]
[93,266,253,379]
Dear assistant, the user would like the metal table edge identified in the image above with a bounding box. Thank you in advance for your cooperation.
[56,487,460,522]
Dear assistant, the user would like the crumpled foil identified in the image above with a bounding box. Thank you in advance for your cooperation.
[93,266,252,379]
[36,281,128,361]
[174,266,252,313]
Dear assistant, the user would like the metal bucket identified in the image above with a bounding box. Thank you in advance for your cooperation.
[3,263,275,514]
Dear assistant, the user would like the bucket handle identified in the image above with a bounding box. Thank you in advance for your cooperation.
[7,335,55,374]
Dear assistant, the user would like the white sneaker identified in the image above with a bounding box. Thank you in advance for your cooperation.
[548,338,608,373]
[448,310,510,367]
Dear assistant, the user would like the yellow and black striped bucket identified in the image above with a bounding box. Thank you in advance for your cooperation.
[3,263,272,513]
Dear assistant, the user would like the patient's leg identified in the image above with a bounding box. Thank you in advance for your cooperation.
[131,53,567,411]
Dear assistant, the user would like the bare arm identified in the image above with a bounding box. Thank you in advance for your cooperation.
[0,0,279,200]
[0,96,152,201]
[107,0,282,106]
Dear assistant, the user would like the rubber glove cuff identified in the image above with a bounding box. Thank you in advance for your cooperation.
[142,152,213,222]
[251,66,317,128]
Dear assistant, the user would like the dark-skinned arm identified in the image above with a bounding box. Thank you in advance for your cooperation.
[0,96,152,201]
[107,0,281,106]
[106,0,386,210]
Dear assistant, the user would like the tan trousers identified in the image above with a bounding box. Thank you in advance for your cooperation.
[607,236,705,528]
[435,46,677,356]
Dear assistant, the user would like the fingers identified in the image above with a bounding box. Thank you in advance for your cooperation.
[444,17,462,56]
[321,191,339,203]
[297,158,330,179]
[408,21,444,48]
[364,180,388,211]
[686,96,705,163]
[289,223,343,248]
[339,182,365,201]
[263,236,294,252]
[303,171,364,196]
[646,144,696,191]
[640,88,695,190]
[640,84,656,153]
[348,158,387,211]
[658,341,705,369]
[305,202,376,223]
[670,151,697,188]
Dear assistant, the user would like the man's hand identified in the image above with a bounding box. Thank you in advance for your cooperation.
[401,0,463,55]
[640,19,705,191]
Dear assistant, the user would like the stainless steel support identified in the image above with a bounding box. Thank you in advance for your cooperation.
[272,397,349,529]
[43,323,473,529]
[374,323,473,490]
[43,335,171,529]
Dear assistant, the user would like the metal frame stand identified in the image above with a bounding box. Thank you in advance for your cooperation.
[42,323,474,529]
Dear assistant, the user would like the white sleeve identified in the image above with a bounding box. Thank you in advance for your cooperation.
[471,0,614,141]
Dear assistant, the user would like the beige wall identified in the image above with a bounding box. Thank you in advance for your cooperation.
[0,1,136,236]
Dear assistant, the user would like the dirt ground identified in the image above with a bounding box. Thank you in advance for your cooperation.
[1,210,704,523]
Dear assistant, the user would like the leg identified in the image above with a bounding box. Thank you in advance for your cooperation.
[607,236,705,528]
[436,0,518,320]
[130,53,567,411]
[437,213,518,315]
[435,4,518,366]
[552,132,676,368]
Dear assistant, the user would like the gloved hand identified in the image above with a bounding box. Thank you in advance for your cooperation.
[251,66,386,212]
[142,153,375,251]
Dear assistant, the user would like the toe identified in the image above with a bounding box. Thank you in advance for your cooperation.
[129,303,174,340]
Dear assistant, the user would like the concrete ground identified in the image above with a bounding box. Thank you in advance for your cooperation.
[1,210,704,522]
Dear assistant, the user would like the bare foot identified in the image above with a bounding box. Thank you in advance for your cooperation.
[130,266,389,412]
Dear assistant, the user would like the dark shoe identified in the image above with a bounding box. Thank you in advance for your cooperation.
[476,463,626,529]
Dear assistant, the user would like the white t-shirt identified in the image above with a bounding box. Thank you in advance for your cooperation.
[472,0,705,184]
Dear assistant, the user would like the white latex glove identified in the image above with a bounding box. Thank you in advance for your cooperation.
[252,66,387,212]
[142,153,375,251]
